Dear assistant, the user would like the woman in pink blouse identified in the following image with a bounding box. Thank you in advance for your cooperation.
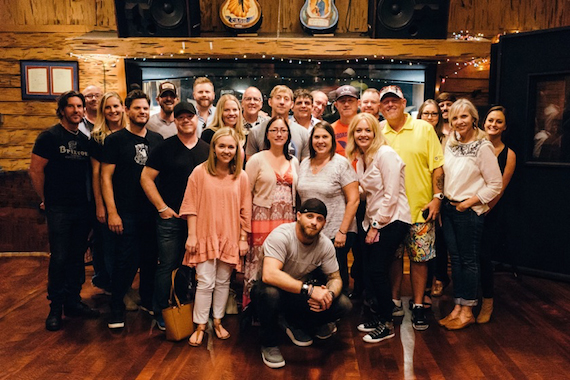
[179,127,252,346]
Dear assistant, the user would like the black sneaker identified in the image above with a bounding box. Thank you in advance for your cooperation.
[45,306,63,331]
[412,305,429,331]
[315,322,337,339]
[64,302,100,318]
[363,323,395,343]
[279,318,313,347]
[357,316,381,332]
[261,346,286,369]
[108,311,125,329]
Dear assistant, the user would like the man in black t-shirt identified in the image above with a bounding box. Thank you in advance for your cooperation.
[141,101,209,329]
[101,89,164,329]
[30,90,100,332]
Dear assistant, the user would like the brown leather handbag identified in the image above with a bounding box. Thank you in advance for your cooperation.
[162,269,194,341]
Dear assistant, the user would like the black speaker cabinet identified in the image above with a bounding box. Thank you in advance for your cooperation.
[368,0,449,39]
[114,0,201,37]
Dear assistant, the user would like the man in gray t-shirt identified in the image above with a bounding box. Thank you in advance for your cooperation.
[255,199,352,369]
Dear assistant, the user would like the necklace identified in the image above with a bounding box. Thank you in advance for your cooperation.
[310,156,330,174]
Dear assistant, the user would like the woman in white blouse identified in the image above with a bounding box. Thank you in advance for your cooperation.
[346,113,411,343]
[438,99,502,331]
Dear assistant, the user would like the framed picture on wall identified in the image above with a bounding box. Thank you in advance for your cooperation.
[528,72,570,164]
[20,61,79,100]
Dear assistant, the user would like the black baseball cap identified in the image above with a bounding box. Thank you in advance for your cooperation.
[299,198,327,219]
[173,101,197,117]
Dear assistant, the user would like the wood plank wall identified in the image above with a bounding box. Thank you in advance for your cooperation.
[0,0,569,171]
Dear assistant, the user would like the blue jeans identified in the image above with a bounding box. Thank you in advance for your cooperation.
[441,201,484,306]
[153,216,188,315]
[45,205,91,306]
[110,212,157,313]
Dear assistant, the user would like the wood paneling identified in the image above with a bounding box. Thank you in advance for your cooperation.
[448,0,569,36]
[0,0,568,35]
[66,35,491,59]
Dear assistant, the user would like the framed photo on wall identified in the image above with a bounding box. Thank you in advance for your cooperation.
[20,61,79,100]
[528,72,570,164]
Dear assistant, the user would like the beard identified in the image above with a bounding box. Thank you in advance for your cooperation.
[299,223,320,240]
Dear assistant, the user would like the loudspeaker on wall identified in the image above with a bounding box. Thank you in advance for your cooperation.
[368,0,449,39]
[114,0,201,37]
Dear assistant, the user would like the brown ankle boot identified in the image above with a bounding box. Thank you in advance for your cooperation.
[477,298,493,324]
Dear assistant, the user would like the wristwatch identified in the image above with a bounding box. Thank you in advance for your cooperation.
[371,220,381,229]
[300,283,310,296]
[433,193,444,200]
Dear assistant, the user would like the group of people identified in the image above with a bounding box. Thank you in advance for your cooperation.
[30,77,515,369]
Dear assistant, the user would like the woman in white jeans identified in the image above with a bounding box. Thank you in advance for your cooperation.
[180,127,252,346]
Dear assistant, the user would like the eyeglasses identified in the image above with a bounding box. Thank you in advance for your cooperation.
[267,129,289,135]
[85,94,101,100]
[421,112,439,118]
[244,97,262,103]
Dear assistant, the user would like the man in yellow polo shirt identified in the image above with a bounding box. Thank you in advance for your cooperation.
[380,85,444,331]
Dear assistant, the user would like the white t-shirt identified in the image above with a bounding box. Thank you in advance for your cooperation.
[297,154,358,239]
[262,222,338,281]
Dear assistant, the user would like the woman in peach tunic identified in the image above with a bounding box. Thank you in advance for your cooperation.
[179,127,252,346]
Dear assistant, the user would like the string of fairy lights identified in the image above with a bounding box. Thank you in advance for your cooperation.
[68,30,506,85]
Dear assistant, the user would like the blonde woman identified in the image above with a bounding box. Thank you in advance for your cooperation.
[346,113,411,343]
[89,92,128,293]
[180,127,252,346]
[439,99,502,330]
[201,94,246,147]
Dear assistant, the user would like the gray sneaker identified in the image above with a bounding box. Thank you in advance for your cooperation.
[315,322,337,339]
[261,346,285,369]
[280,318,313,346]
[392,303,404,317]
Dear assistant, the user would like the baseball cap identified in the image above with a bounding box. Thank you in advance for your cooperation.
[298,198,327,219]
[173,101,197,118]
[334,85,359,100]
[379,85,404,101]
[158,81,177,97]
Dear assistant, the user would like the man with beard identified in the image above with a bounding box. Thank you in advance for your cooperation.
[192,77,216,137]
[141,101,209,329]
[332,85,359,156]
[245,85,310,161]
[79,85,102,137]
[146,81,179,138]
[242,86,268,132]
[30,91,100,331]
[291,89,319,130]
[311,90,329,121]
[436,92,456,138]
[380,85,444,332]
[254,198,352,369]
[360,88,382,121]
[101,89,164,329]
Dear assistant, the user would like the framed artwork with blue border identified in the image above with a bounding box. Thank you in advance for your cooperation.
[20,60,79,100]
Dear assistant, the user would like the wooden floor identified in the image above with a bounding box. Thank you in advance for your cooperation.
[1,256,570,380]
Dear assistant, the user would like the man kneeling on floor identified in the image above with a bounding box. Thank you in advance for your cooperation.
[253,198,352,369]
